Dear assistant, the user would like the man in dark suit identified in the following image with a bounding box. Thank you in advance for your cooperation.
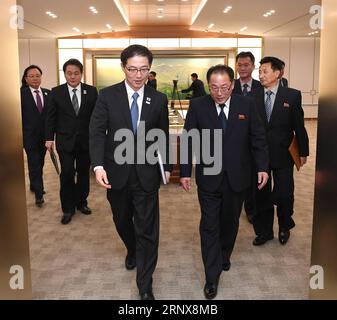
[147,71,157,90]
[233,51,262,96]
[252,56,309,246]
[180,65,269,299]
[233,51,263,223]
[89,45,172,300]
[21,65,50,207]
[45,59,98,225]
[181,73,207,99]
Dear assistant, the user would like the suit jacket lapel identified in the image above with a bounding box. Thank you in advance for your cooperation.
[206,95,221,129]
[140,86,154,123]
[78,83,87,115]
[118,81,133,131]
[62,84,76,117]
[225,95,238,140]
[269,86,283,124]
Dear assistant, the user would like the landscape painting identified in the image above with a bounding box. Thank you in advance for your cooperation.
[94,56,226,99]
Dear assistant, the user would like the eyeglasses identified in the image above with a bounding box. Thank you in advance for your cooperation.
[26,75,41,79]
[209,86,231,93]
[125,67,150,75]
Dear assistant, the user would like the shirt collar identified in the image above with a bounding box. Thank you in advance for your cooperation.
[239,78,253,89]
[216,96,231,109]
[67,83,81,93]
[30,86,41,93]
[125,80,145,101]
[264,81,279,96]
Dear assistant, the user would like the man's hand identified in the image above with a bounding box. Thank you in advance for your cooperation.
[95,168,111,189]
[165,171,171,184]
[45,141,54,152]
[180,177,191,192]
[300,157,307,167]
[257,172,269,190]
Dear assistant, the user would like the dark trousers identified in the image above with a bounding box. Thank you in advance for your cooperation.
[58,143,90,214]
[197,172,245,284]
[244,170,257,217]
[254,166,295,236]
[25,143,46,199]
[107,167,159,294]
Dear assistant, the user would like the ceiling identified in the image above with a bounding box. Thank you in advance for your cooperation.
[17,0,321,39]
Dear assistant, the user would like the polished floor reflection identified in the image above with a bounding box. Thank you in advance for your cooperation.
[25,120,317,300]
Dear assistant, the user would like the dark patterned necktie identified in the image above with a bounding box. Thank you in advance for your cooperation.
[72,88,79,116]
[131,92,139,133]
[34,90,43,113]
[242,83,249,96]
[219,104,227,132]
[265,90,273,122]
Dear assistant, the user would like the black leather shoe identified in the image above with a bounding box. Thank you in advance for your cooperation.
[253,234,274,246]
[140,291,155,300]
[279,229,290,245]
[61,213,73,225]
[77,205,92,215]
[35,197,44,208]
[222,261,231,271]
[204,281,218,300]
[125,254,136,270]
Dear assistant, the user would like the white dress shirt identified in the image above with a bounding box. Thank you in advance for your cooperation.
[124,80,144,128]
[215,96,231,119]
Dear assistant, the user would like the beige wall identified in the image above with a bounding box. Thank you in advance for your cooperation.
[264,37,320,118]
[0,0,32,299]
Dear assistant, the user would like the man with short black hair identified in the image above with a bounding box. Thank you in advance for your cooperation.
[181,72,207,99]
[252,56,309,246]
[45,59,98,225]
[180,64,269,299]
[90,44,172,300]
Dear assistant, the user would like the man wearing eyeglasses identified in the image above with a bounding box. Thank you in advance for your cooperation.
[45,59,98,225]
[20,65,50,207]
[180,64,269,299]
[89,45,172,300]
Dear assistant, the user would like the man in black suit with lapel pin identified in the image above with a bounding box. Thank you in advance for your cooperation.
[89,45,172,300]
[21,65,50,207]
[45,59,98,225]
[180,64,269,299]
[252,56,309,246]
[233,51,263,223]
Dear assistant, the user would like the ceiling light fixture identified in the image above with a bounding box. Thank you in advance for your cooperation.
[89,6,98,14]
[207,23,215,29]
[240,26,248,31]
[106,24,112,29]
[46,11,57,18]
[73,27,80,32]
[263,9,276,17]
[223,5,232,13]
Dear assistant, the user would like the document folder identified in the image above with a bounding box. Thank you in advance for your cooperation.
[288,135,301,171]
[50,149,60,175]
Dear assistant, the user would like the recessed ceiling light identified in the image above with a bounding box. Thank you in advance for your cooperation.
[157,8,164,11]
[223,5,232,13]
[46,11,57,18]
[240,26,248,31]
[207,23,215,29]
[73,27,80,32]
[158,15,163,18]
[157,0,164,2]
[106,24,112,29]
[263,9,276,17]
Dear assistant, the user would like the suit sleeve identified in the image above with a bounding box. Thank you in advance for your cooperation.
[180,100,197,177]
[291,91,309,156]
[249,99,269,172]
[45,89,57,141]
[158,95,173,172]
[89,90,109,167]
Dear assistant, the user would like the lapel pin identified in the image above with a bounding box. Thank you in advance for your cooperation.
[283,102,289,107]
[238,114,246,120]
[44,92,48,96]
[146,97,151,104]
[83,90,87,95]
